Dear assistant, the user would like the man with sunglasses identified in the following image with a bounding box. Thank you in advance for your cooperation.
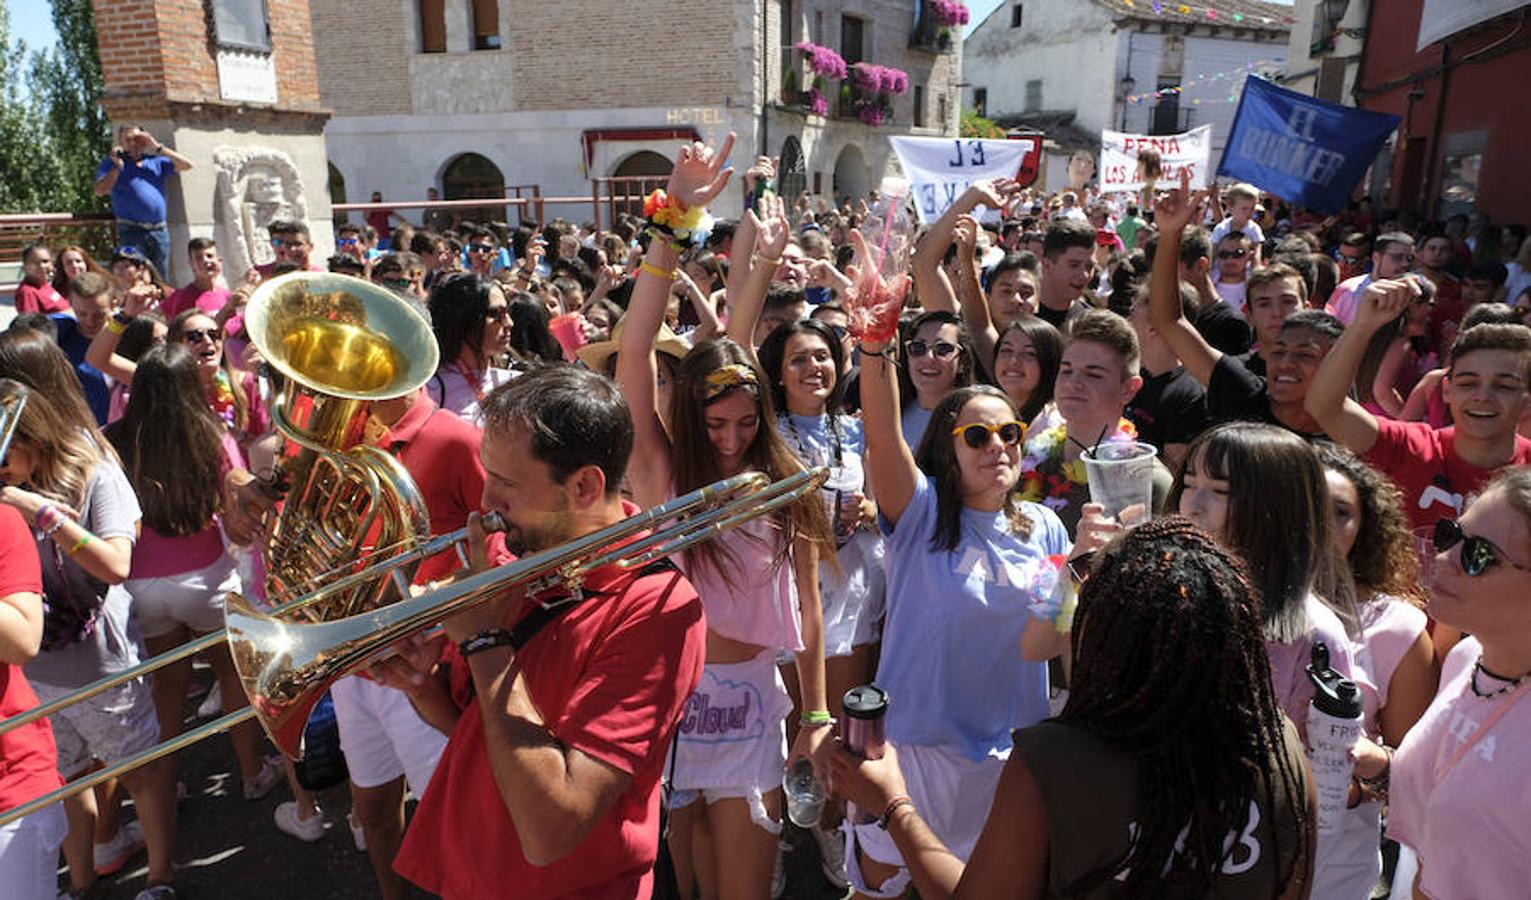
[254,221,321,278]
[1326,232,1415,327]
[1307,278,1531,528]
[463,229,505,278]
[1211,231,1251,314]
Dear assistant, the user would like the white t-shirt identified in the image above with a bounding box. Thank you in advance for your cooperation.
[1211,217,1265,247]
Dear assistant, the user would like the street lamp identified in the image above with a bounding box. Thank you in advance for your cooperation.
[1119,74,1137,130]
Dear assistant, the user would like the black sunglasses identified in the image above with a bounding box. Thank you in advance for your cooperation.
[182,328,221,344]
[952,421,1025,449]
[1433,518,1531,577]
[1218,248,1248,259]
[906,339,960,360]
[468,244,496,254]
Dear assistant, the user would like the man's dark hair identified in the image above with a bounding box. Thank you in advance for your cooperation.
[1149,227,1211,269]
[990,252,1040,284]
[468,226,498,246]
[479,365,634,495]
[373,252,421,279]
[1465,260,1509,287]
[328,254,365,274]
[337,222,364,238]
[8,312,57,340]
[68,270,111,300]
[186,237,217,255]
[21,241,49,264]
[1279,309,1344,341]
[1270,252,1318,300]
[410,231,442,255]
[1340,231,1372,252]
[1043,219,1096,260]
[267,220,311,241]
[1374,231,1415,256]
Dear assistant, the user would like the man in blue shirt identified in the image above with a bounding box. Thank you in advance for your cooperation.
[49,271,115,424]
[94,124,193,281]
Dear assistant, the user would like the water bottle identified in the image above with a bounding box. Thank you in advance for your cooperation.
[1305,642,1363,834]
[782,757,826,828]
[842,684,890,825]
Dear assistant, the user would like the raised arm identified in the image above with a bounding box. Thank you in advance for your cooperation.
[724,194,791,353]
[846,231,918,525]
[1306,280,1418,454]
[615,134,736,509]
[84,289,159,385]
[951,215,999,370]
[912,179,1021,316]
[1147,171,1221,387]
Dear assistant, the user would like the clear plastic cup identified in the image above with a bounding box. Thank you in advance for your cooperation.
[1081,441,1157,522]
[1413,526,1438,591]
[782,757,826,828]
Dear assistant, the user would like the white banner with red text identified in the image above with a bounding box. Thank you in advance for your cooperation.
[1098,124,1214,194]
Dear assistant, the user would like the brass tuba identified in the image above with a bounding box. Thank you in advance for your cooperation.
[243,271,441,619]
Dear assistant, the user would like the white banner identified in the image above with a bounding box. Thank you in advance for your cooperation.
[1418,0,1524,50]
[890,135,1043,224]
[1098,124,1214,194]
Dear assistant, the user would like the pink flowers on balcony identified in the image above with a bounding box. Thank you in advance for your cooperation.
[931,0,971,28]
[795,42,848,81]
[851,63,911,96]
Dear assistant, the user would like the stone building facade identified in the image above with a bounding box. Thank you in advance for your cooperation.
[311,0,963,222]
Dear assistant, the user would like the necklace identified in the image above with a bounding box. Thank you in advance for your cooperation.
[783,412,852,545]
[1470,657,1529,699]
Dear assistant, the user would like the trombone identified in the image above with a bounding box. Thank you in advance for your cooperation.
[0,467,826,827]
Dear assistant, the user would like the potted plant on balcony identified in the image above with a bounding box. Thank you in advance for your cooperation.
[792,41,847,117]
[930,0,970,48]
[848,63,910,126]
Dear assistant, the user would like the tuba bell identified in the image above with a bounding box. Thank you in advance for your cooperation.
[243,271,441,619]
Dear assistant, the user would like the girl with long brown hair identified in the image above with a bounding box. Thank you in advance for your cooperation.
[616,135,835,900]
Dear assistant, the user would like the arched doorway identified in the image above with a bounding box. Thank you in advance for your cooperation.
[442,152,506,225]
[612,151,674,179]
[607,151,674,220]
[779,136,807,209]
[327,161,348,229]
[832,144,869,205]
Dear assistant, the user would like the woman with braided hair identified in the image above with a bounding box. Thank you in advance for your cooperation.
[831,518,1316,899]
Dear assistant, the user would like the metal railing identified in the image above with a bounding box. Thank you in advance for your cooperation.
[0,213,117,294]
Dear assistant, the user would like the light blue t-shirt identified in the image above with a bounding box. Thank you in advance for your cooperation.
[900,404,934,451]
[875,474,1071,761]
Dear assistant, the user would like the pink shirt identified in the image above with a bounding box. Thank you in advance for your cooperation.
[163,283,230,319]
[1325,274,1372,327]
[128,433,241,579]
[1265,594,1358,737]
[1389,638,1531,898]
[676,510,801,652]
[1351,595,1429,735]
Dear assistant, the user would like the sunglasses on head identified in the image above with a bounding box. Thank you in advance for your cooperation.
[1218,248,1248,259]
[182,328,221,344]
[906,339,960,360]
[952,420,1025,449]
[468,244,496,254]
[1433,518,1531,576]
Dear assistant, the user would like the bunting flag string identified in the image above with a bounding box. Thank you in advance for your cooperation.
[1127,59,1285,106]
[1119,0,1297,27]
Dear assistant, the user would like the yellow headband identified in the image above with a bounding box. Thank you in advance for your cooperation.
[703,364,759,401]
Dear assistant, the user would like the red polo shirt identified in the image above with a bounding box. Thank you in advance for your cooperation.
[394,510,707,899]
[0,505,61,813]
[377,395,486,584]
[13,281,69,315]
[1366,417,1531,528]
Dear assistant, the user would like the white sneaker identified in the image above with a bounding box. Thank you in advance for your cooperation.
[274,800,325,842]
[93,819,145,875]
[242,755,283,800]
[813,822,850,890]
[197,682,223,718]
[348,811,367,852]
[771,839,787,899]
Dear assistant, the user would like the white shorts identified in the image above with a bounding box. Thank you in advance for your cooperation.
[126,553,242,640]
[330,674,448,792]
[821,531,886,657]
[847,742,1007,898]
[31,678,158,779]
[0,803,66,900]
[668,653,792,836]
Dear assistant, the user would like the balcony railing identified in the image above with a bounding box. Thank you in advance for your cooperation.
[910,0,960,53]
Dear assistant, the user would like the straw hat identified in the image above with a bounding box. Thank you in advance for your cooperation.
[576,318,693,374]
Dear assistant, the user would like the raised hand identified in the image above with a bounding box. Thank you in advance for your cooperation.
[844,229,911,344]
[667,133,737,210]
[749,193,791,261]
[952,214,979,254]
[1152,168,1206,236]
[1354,277,1421,333]
[962,177,1022,213]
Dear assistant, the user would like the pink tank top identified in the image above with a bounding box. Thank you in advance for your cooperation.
[1352,595,1429,735]
[677,512,801,652]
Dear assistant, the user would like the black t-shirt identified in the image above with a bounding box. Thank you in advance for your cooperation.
[1127,366,1210,450]
[1195,301,1253,357]
[1206,355,1324,440]
[1235,349,1267,378]
[1037,303,1070,330]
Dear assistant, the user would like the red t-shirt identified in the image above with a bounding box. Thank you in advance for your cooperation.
[0,505,62,813]
[394,517,707,899]
[163,283,231,320]
[13,281,69,315]
[1365,418,1531,529]
[382,397,486,584]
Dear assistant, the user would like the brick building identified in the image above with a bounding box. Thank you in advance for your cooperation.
[94,0,334,282]
[311,0,962,221]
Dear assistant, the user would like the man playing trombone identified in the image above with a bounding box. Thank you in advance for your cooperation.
[380,365,708,898]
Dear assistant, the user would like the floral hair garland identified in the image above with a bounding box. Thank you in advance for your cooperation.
[209,368,238,431]
[643,189,715,248]
[1017,418,1138,509]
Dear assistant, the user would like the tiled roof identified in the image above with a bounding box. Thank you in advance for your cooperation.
[1093,0,1295,33]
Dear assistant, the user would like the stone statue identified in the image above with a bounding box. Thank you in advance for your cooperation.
[214,147,309,278]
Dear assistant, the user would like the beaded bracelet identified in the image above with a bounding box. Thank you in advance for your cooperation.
[878,796,915,830]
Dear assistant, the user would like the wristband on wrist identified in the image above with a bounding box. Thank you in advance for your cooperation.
[67,534,92,556]
[35,504,59,534]
[639,261,677,281]
[753,253,783,268]
[800,709,834,728]
[859,344,897,365]
[105,317,128,335]
[644,227,687,253]
[878,796,915,830]
[458,629,514,658]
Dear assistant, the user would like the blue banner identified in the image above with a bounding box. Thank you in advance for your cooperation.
[1217,77,1400,214]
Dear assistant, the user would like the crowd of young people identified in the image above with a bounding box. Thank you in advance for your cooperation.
[2,132,1530,900]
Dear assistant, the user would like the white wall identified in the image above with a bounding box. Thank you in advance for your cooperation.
[963,0,1118,133]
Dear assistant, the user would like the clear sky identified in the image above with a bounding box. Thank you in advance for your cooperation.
[4,0,58,54]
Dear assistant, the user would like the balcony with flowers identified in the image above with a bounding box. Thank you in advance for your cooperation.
[839,63,911,127]
[781,41,847,118]
[911,0,969,52]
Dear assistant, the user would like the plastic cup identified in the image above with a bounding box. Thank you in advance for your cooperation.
[782,757,826,828]
[1413,526,1438,591]
[1081,441,1157,522]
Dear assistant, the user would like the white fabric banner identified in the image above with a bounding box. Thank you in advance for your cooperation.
[891,135,1043,224]
[1098,124,1214,194]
